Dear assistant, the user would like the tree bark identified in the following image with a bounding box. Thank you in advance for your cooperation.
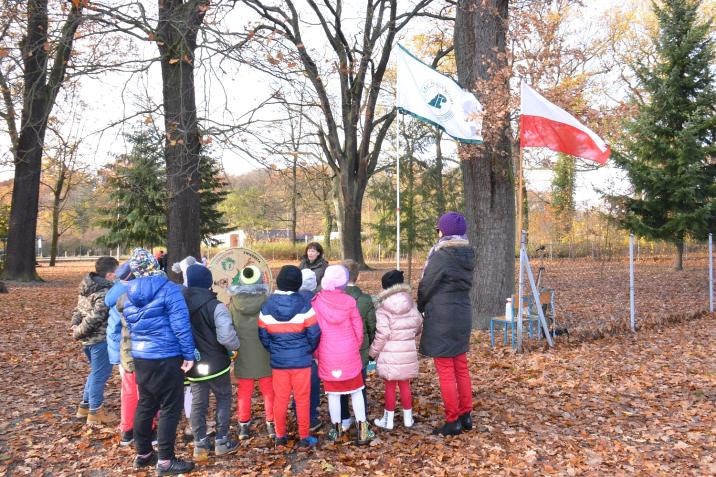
[455,0,515,328]
[340,171,367,267]
[433,129,446,215]
[157,0,208,275]
[2,0,82,281]
[674,240,684,271]
[49,193,61,267]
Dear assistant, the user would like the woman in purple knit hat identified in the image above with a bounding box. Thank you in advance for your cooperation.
[417,212,476,436]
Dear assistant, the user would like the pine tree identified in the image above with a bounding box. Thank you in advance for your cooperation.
[613,0,716,270]
[97,130,167,248]
[199,152,230,247]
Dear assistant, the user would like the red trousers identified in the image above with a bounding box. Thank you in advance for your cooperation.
[433,353,473,422]
[236,376,274,423]
[120,367,139,433]
[272,368,311,439]
[383,379,412,412]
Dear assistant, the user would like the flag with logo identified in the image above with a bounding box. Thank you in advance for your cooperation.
[396,44,483,143]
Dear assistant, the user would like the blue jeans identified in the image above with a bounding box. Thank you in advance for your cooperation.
[82,342,113,410]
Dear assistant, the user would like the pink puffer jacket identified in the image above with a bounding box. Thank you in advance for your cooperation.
[313,289,364,382]
[369,284,423,381]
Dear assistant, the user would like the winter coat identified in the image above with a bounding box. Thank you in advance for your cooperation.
[117,303,134,371]
[345,285,377,367]
[313,289,364,382]
[184,287,240,380]
[105,281,128,365]
[298,256,329,289]
[417,238,475,358]
[369,284,423,381]
[229,283,271,379]
[258,291,321,370]
[71,273,113,346]
[123,274,196,361]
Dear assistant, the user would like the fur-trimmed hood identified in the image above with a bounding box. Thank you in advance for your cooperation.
[433,238,470,251]
[375,283,414,316]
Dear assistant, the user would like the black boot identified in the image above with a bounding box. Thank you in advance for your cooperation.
[156,458,195,476]
[458,412,473,431]
[432,420,462,436]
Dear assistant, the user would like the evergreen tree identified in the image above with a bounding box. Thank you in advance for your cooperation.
[550,153,577,243]
[199,152,230,246]
[97,129,167,248]
[613,0,716,270]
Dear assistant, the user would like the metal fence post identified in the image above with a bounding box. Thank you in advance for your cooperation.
[629,233,636,333]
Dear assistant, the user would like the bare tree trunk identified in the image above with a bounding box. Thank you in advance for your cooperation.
[331,174,344,254]
[157,0,207,275]
[674,239,684,270]
[2,0,82,281]
[340,177,367,267]
[433,129,446,215]
[290,155,297,243]
[323,200,333,255]
[49,195,61,267]
[455,0,515,328]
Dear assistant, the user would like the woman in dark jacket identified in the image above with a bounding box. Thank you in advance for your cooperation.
[298,242,329,288]
[417,212,475,437]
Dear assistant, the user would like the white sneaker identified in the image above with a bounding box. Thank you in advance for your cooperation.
[341,417,355,432]
[373,410,394,430]
[403,409,414,428]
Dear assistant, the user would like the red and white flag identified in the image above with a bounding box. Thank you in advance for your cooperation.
[519,83,610,164]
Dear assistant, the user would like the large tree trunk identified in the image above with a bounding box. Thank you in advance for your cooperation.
[340,167,368,267]
[2,0,82,281]
[157,0,207,275]
[455,0,515,328]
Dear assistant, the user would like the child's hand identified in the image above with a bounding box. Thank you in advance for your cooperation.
[180,360,194,373]
[229,350,238,361]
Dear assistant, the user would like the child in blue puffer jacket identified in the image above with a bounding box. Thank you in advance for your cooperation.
[123,248,196,476]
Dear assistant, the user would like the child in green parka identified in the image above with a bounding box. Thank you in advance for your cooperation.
[228,266,274,440]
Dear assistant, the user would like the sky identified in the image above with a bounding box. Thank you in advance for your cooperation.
[1,0,631,207]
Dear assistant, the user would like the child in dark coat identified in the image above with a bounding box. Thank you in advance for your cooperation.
[183,265,241,461]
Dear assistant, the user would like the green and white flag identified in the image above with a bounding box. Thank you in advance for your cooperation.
[396,44,483,144]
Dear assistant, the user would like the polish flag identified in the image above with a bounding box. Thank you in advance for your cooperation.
[519,83,610,164]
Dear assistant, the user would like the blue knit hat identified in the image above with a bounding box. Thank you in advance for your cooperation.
[115,262,133,281]
[186,264,213,289]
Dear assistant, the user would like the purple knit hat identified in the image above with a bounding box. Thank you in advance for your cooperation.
[437,212,467,236]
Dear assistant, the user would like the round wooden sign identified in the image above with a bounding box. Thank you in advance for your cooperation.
[207,248,273,304]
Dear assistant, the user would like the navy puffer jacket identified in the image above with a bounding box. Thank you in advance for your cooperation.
[258,292,321,369]
[123,274,196,361]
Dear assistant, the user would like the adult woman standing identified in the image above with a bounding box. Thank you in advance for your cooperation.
[417,212,475,436]
[298,242,329,289]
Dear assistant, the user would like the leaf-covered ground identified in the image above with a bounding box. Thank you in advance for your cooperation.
[0,261,714,476]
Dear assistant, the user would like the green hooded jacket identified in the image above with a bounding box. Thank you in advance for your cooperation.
[345,285,377,366]
[229,286,271,379]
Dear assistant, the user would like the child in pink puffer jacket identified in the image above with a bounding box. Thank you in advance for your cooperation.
[369,270,423,430]
[313,265,375,445]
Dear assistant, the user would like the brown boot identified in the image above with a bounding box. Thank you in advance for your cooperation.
[76,403,89,419]
[86,407,118,425]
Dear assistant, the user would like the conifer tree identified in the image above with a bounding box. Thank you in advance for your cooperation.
[199,151,230,247]
[613,0,716,270]
[97,129,167,249]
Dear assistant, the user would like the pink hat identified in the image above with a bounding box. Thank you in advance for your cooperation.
[321,265,349,291]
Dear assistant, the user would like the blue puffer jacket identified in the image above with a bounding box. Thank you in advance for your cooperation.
[105,281,128,365]
[258,292,321,369]
[123,274,195,361]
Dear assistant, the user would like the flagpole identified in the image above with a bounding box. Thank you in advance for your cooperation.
[396,111,401,271]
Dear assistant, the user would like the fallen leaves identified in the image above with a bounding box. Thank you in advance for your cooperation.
[0,261,713,476]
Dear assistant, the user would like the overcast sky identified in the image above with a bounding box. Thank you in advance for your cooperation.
[1,0,631,206]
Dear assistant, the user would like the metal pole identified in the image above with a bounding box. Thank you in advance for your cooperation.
[629,233,636,333]
[517,230,526,352]
[517,148,524,249]
[709,233,713,313]
[396,113,401,270]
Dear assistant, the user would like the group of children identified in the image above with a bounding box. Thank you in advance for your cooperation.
[71,211,475,476]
